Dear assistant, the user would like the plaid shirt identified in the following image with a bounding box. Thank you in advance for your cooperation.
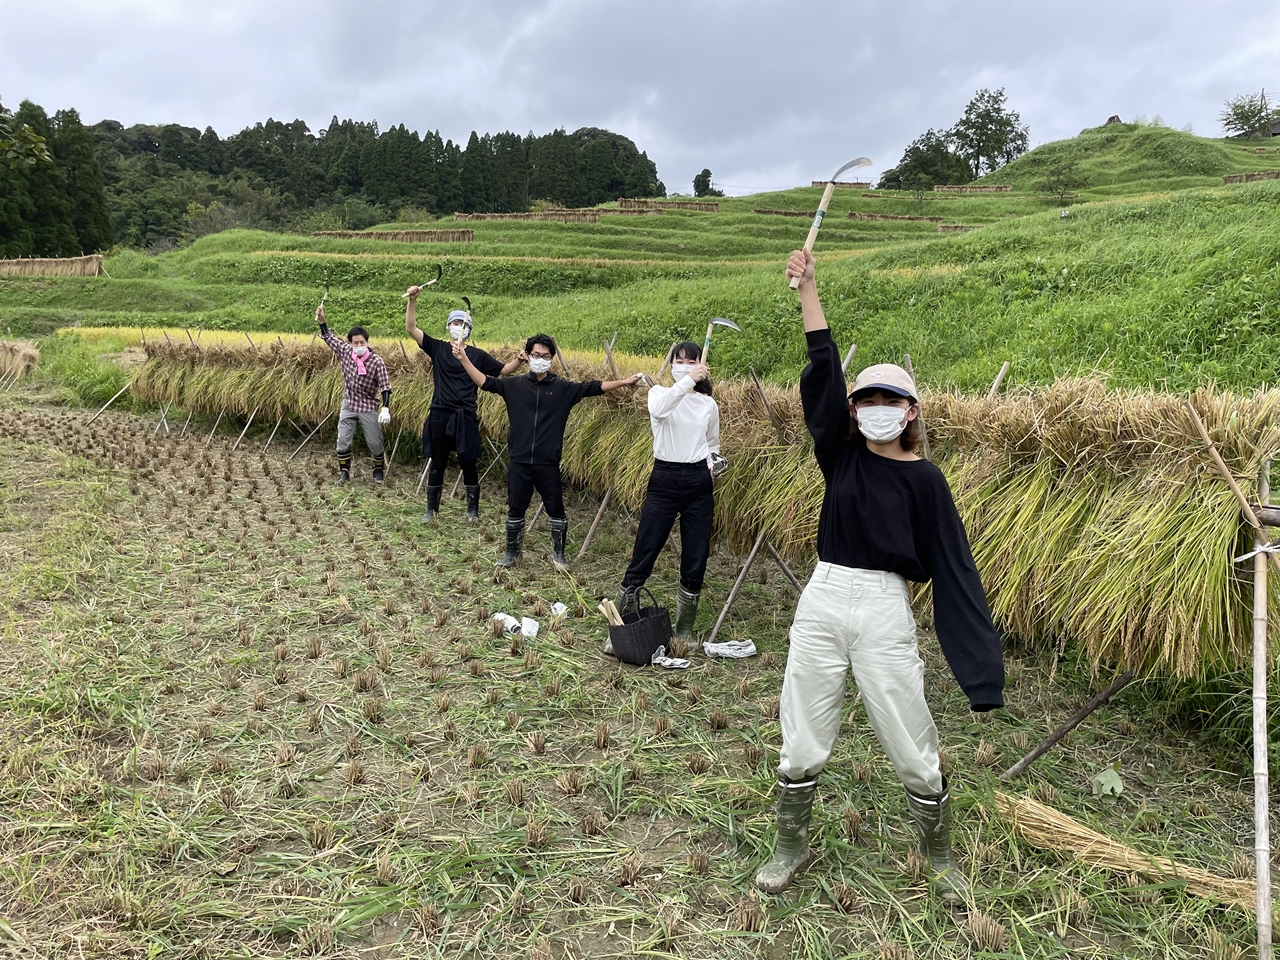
[321,327,392,413]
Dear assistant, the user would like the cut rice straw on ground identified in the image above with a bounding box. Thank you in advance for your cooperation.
[994,791,1263,913]
[0,340,39,379]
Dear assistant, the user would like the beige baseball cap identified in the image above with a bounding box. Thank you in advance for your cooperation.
[850,363,917,401]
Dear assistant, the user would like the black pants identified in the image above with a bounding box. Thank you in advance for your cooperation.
[507,461,565,521]
[426,414,478,487]
[622,459,714,593]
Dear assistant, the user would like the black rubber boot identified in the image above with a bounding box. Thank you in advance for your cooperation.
[465,484,481,522]
[423,484,442,521]
[549,518,570,572]
[675,585,700,642]
[371,454,386,485]
[337,450,352,485]
[755,777,817,893]
[495,518,524,568]
[905,776,970,905]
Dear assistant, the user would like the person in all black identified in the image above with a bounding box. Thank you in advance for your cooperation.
[614,341,721,646]
[755,248,1005,902]
[404,287,523,521]
[454,333,639,571]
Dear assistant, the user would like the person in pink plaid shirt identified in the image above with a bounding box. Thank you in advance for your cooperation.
[316,304,393,485]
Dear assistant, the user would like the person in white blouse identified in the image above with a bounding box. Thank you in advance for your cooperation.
[614,341,722,644]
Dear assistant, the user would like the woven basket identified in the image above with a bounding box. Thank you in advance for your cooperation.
[609,589,673,666]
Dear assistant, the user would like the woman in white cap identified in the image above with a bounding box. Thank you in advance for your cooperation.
[755,248,1004,903]
[404,289,522,521]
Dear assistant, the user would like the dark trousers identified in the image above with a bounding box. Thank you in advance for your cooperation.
[507,461,565,521]
[426,414,478,487]
[622,460,714,593]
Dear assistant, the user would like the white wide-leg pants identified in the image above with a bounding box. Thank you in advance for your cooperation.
[777,562,944,797]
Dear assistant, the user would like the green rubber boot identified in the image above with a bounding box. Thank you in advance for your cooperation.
[755,778,816,893]
[674,585,700,642]
[905,777,970,905]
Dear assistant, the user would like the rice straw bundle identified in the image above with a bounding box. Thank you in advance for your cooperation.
[994,791,1261,912]
[123,330,1280,678]
[0,340,39,378]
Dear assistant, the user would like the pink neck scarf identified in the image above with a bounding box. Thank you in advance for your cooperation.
[353,349,369,375]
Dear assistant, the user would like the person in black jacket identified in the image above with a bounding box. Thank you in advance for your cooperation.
[455,333,639,570]
[755,248,1004,903]
[404,287,523,521]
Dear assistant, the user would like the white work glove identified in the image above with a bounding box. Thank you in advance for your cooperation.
[378,407,391,425]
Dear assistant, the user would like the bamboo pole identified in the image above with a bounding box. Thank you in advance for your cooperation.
[764,540,803,592]
[1186,401,1280,578]
[262,415,284,452]
[450,468,464,499]
[204,407,226,448]
[415,458,432,495]
[530,500,545,529]
[477,444,508,485]
[87,380,134,424]
[1001,670,1136,780]
[178,410,193,439]
[1253,460,1273,959]
[707,528,768,645]
[386,428,403,472]
[231,407,259,452]
[576,485,613,560]
[902,354,930,459]
[987,361,1011,398]
[288,412,333,462]
[152,401,172,437]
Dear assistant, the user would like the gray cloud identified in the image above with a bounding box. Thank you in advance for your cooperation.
[3,0,1277,194]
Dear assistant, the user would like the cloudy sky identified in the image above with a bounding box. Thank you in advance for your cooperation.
[3,0,1278,195]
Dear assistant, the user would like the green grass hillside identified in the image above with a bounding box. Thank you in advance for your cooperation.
[2,124,1278,389]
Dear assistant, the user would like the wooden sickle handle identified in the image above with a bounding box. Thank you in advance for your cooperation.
[789,181,838,289]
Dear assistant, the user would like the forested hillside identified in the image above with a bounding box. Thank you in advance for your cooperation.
[0,96,666,254]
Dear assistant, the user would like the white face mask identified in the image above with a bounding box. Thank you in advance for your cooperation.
[352,344,368,357]
[671,363,694,380]
[449,323,469,342]
[856,404,909,443]
[529,356,552,374]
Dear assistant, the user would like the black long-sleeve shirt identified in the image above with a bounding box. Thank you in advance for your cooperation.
[800,328,1004,711]
[418,335,505,413]
[482,372,604,465]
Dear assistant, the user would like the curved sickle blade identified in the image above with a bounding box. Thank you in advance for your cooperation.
[830,157,872,182]
[461,296,472,319]
[710,317,741,332]
[426,263,442,286]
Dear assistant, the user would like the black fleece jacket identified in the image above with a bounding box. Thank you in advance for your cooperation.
[482,371,603,465]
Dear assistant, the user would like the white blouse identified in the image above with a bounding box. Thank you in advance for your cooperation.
[646,376,721,466]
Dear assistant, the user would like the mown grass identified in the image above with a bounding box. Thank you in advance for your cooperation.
[0,396,1267,959]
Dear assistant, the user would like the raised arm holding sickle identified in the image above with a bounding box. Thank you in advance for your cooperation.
[316,303,391,485]
[403,285,523,522]
[754,247,1004,902]
[453,336,639,570]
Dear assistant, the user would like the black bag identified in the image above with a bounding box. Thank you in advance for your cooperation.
[608,588,673,666]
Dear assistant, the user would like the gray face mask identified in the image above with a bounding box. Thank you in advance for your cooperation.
[856,404,908,443]
[529,356,552,374]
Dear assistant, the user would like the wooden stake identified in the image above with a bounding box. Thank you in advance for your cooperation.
[450,468,464,499]
[530,500,545,529]
[204,407,226,448]
[1001,670,1136,780]
[477,444,508,485]
[707,529,768,645]
[577,485,613,560]
[987,360,1011,398]
[244,332,258,353]
[841,342,858,374]
[287,412,333,462]
[415,458,432,496]
[231,407,259,452]
[604,331,619,380]
[178,410,194,439]
[902,354,930,460]
[386,427,403,472]
[87,380,134,424]
[1253,460,1273,959]
[263,415,284,452]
